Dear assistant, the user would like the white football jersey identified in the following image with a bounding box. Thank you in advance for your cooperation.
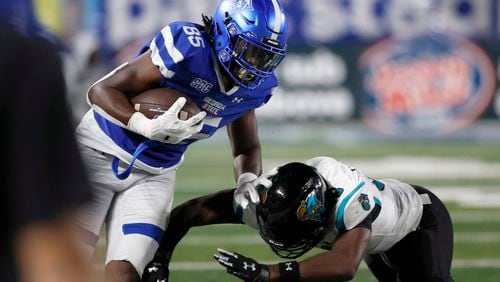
[236,156,424,254]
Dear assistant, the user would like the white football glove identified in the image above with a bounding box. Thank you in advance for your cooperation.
[235,173,260,209]
[234,169,277,209]
[127,97,206,144]
[258,167,278,190]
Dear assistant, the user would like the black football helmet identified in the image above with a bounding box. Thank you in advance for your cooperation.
[256,162,339,259]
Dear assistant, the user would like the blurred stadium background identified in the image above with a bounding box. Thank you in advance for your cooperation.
[35,0,500,281]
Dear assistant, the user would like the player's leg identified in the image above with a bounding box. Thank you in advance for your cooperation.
[384,185,454,282]
[364,253,398,282]
[77,146,119,259]
[104,169,176,282]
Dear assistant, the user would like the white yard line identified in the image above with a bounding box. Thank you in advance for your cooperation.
[182,232,500,245]
[431,187,500,208]
[451,211,500,223]
[97,206,500,247]
[181,184,500,208]
[94,259,500,271]
[166,259,500,271]
[263,156,500,179]
[454,232,500,242]
[96,230,500,248]
[346,157,500,179]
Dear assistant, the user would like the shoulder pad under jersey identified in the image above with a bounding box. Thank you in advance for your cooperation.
[335,181,376,233]
[149,21,210,79]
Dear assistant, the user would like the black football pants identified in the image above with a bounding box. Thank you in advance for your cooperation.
[364,185,454,282]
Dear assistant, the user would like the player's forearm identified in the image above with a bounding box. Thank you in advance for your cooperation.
[268,228,371,281]
[232,145,262,179]
[266,252,358,282]
[227,110,262,180]
[87,84,136,126]
[87,51,162,127]
[156,189,241,261]
[303,252,359,281]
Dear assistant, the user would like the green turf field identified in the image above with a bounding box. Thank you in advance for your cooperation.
[96,141,500,281]
[161,141,500,281]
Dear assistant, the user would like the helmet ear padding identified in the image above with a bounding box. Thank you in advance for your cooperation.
[256,163,338,259]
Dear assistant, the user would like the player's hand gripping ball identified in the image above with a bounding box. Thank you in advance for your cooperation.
[127,88,206,144]
[131,88,201,120]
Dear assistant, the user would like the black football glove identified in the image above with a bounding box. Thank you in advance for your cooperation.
[142,258,169,282]
[214,248,269,282]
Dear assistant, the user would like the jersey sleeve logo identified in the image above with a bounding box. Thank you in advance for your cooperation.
[297,191,325,222]
[358,193,371,211]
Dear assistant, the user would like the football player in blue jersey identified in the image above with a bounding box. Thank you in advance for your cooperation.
[143,157,454,282]
[74,0,288,281]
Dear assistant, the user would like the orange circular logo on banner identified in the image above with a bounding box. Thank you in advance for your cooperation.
[359,35,495,135]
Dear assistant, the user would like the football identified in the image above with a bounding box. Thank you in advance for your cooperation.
[131,88,201,120]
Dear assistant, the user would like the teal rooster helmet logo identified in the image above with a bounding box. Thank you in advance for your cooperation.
[358,193,370,211]
[297,191,325,222]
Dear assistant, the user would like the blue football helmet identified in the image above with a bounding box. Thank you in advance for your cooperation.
[212,0,288,89]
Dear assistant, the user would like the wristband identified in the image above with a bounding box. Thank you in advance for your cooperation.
[127,111,151,138]
[279,261,300,282]
[259,264,270,282]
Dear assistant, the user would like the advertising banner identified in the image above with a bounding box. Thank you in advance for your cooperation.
[97,0,500,135]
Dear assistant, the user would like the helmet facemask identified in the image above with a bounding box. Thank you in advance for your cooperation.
[224,31,286,88]
[257,205,328,259]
